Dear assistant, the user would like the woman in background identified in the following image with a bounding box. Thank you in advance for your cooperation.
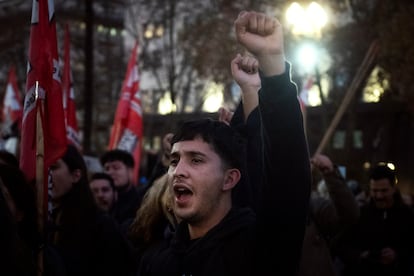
[47,144,135,276]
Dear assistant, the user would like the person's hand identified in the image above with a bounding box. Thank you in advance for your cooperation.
[218,107,234,126]
[231,53,261,94]
[310,154,334,174]
[380,247,397,265]
[230,54,260,121]
[234,11,285,76]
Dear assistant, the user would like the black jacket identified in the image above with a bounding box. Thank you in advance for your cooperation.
[137,63,311,276]
[338,196,414,276]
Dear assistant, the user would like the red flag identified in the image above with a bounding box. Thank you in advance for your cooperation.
[20,0,66,182]
[298,75,314,115]
[62,23,81,150]
[1,65,23,130]
[108,41,143,183]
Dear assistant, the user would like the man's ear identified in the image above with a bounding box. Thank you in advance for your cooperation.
[222,168,241,191]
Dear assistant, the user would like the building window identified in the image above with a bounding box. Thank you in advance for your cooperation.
[353,130,363,149]
[332,130,346,149]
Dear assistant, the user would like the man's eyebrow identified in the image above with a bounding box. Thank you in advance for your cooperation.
[171,150,206,157]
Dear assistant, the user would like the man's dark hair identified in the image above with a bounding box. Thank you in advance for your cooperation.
[369,163,396,186]
[171,118,247,171]
[100,149,134,168]
[90,172,116,190]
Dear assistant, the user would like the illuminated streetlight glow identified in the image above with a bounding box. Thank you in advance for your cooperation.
[297,43,317,71]
[158,92,176,114]
[387,163,396,171]
[202,82,224,112]
[286,2,328,38]
[144,23,164,40]
[144,23,154,39]
[155,25,164,37]
[285,1,330,107]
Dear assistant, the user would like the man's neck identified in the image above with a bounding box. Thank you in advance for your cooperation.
[187,203,232,240]
[117,183,131,194]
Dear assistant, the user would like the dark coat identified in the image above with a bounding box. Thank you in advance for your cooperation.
[46,212,136,276]
[137,64,311,276]
[297,168,360,276]
[338,196,414,276]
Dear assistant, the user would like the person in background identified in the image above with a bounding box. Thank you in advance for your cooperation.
[100,149,146,232]
[336,163,414,276]
[47,144,135,276]
[136,10,311,275]
[0,164,38,276]
[297,154,360,276]
[346,179,369,207]
[127,173,177,265]
[89,172,118,213]
[127,132,177,266]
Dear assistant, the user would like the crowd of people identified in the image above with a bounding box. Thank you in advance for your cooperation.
[1,9,414,276]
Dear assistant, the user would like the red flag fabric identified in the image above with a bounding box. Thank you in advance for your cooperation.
[1,65,23,130]
[298,75,314,115]
[62,23,81,150]
[20,0,66,182]
[108,41,143,183]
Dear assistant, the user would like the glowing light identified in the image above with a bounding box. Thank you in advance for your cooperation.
[386,163,395,170]
[155,25,164,37]
[362,66,390,103]
[285,2,328,38]
[158,92,176,115]
[202,82,224,112]
[297,43,317,71]
[110,28,117,36]
[144,23,154,39]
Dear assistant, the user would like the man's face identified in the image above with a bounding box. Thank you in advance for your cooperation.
[89,179,117,212]
[369,178,395,209]
[168,137,234,225]
[103,160,132,188]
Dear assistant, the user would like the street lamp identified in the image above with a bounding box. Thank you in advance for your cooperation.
[285,1,329,106]
[286,2,327,39]
[144,23,164,40]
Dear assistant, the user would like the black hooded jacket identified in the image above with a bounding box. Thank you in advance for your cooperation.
[137,63,311,276]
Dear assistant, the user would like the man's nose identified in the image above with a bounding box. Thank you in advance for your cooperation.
[172,161,187,178]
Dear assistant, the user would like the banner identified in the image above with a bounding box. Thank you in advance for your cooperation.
[1,65,23,131]
[62,23,81,150]
[108,41,143,184]
[20,0,66,192]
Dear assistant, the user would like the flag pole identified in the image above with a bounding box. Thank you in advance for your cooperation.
[35,81,45,276]
[314,40,379,156]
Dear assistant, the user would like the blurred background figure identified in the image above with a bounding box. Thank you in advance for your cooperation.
[89,172,118,213]
[0,163,38,276]
[127,173,177,266]
[297,153,359,276]
[100,149,145,233]
[47,144,135,276]
[335,163,414,276]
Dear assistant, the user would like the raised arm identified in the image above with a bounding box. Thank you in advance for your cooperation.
[310,154,360,235]
[235,10,311,274]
